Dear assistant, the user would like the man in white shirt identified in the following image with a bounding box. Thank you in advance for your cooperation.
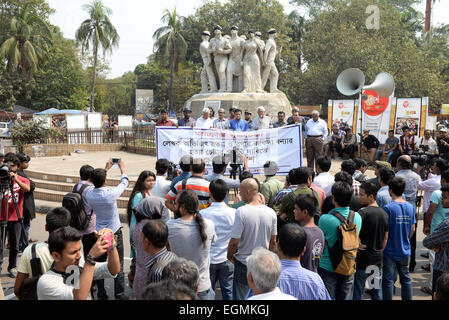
[152,158,172,199]
[200,179,236,300]
[195,108,214,129]
[246,247,297,300]
[419,158,449,215]
[253,106,272,131]
[418,129,438,155]
[305,110,328,171]
[313,156,335,197]
[37,226,120,300]
[14,207,72,299]
[213,108,229,130]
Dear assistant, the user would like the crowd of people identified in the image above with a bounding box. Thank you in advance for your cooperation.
[2,145,449,301]
[155,105,306,131]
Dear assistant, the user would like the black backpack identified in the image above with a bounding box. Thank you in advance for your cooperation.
[62,184,92,231]
[18,244,43,300]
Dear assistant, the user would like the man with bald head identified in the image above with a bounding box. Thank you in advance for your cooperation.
[227,178,277,300]
[395,155,421,272]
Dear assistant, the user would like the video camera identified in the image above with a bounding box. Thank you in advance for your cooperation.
[166,162,179,181]
[227,147,244,180]
[0,163,11,190]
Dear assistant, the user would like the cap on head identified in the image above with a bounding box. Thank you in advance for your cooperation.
[183,107,192,112]
[202,30,211,36]
[244,110,252,115]
[214,25,222,31]
[268,28,276,34]
[248,29,255,35]
[441,127,448,132]
[231,26,239,31]
[255,31,262,37]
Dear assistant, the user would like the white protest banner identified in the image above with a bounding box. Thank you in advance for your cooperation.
[360,90,394,144]
[394,98,422,136]
[156,125,303,175]
[329,100,356,129]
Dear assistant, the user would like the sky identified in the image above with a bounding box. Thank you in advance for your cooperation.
[46,0,449,79]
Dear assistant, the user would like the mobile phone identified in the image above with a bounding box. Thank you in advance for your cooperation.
[112,158,120,164]
[104,232,113,249]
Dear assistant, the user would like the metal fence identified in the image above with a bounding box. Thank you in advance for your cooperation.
[123,126,156,155]
[44,128,130,145]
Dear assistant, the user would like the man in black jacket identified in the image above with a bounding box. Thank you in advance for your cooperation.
[17,153,36,251]
[361,129,380,166]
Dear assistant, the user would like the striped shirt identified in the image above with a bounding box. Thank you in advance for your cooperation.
[423,217,449,272]
[145,248,177,283]
[278,260,331,300]
[166,175,211,210]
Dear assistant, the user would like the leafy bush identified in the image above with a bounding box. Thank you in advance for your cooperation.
[10,119,63,152]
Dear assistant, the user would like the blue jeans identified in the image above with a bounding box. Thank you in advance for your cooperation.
[233,259,249,300]
[210,260,234,300]
[198,287,216,300]
[376,150,397,163]
[352,268,383,300]
[382,255,412,300]
[318,267,354,300]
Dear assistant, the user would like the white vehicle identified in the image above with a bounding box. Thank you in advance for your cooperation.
[0,122,10,138]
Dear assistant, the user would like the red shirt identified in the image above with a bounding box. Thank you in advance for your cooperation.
[1,175,30,221]
[156,119,174,126]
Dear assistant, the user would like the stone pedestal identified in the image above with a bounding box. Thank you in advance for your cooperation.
[185,92,292,119]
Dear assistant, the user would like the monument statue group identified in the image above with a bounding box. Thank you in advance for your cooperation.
[200,25,281,94]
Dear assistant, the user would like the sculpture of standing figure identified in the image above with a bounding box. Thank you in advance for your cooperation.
[226,26,245,92]
[208,25,232,92]
[262,29,281,93]
[200,30,218,93]
[255,31,265,76]
[241,30,265,93]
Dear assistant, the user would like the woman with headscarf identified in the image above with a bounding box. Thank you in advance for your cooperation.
[130,197,170,299]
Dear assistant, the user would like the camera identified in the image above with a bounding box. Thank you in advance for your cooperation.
[419,145,430,152]
[0,163,12,190]
[166,162,179,181]
[226,147,244,180]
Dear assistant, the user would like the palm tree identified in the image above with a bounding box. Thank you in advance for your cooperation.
[76,0,119,112]
[0,4,53,75]
[153,7,187,111]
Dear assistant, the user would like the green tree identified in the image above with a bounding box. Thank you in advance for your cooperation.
[0,3,53,75]
[75,0,119,112]
[153,7,187,111]
[297,0,449,112]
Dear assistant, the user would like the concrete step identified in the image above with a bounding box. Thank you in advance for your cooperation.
[34,187,130,209]
[34,199,128,223]
[32,178,133,198]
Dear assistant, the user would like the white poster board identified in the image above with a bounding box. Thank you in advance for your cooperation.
[394,98,422,137]
[87,113,102,129]
[156,125,303,175]
[118,115,133,128]
[67,114,86,144]
[330,99,356,129]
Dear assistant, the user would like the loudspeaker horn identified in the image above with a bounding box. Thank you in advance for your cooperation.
[362,72,395,98]
[336,68,366,96]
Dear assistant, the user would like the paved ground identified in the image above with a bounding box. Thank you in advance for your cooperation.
[0,152,434,300]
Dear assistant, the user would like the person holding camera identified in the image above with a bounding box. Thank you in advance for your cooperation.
[437,128,449,161]
[16,153,36,250]
[37,226,120,300]
[418,130,438,155]
[1,153,30,278]
[85,159,128,300]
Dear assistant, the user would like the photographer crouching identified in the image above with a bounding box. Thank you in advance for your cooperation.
[0,153,31,278]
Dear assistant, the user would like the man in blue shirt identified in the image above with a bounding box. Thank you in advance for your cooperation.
[169,155,193,194]
[85,159,129,300]
[229,109,249,131]
[376,167,396,208]
[318,181,362,300]
[382,177,416,300]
